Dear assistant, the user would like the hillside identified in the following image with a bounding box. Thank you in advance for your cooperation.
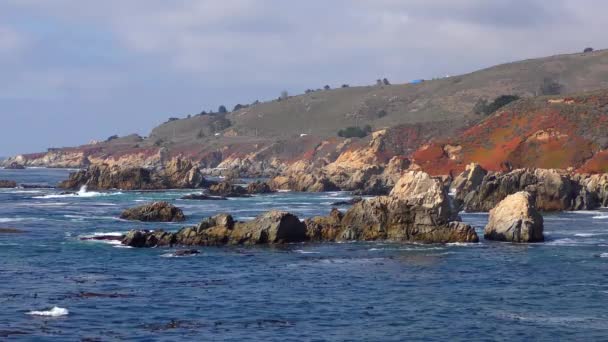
[6,49,608,175]
[412,90,608,175]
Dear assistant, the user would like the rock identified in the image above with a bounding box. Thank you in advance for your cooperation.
[0,180,17,188]
[59,158,209,190]
[339,171,478,243]
[228,211,308,245]
[120,202,185,222]
[80,234,122,242]
[173,249,200,257]
[484,191,544,243]
[331,197,363,206]
[0,228,24,234]
[456,168,599,212]
[269,172,339,192]
[4,162,25,170]
[304,208,344,241]
[246,181,274,194]
[451,163,487,195]
[209,182,250,197]
[122,229,176,247]
[180,193,227,201]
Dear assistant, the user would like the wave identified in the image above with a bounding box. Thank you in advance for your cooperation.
[294,249,320,254]
[574,233,605,237]
[27,307,69,317]
[33,185,123,199]
[600,253,608,258]
[592,215,608,219]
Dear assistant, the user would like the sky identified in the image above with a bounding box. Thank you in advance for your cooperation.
[0,0,606,156]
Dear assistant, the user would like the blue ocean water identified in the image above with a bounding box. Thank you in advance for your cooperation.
[1,168,608,341]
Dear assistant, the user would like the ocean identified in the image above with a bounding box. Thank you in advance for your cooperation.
[1,168,608,341]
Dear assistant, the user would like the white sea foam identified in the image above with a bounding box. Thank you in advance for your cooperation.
[600,253,608,258]
[27,307,69,317]
[592,215,608,219]
[34,185,123,199]
[0,217,24,223]
[546,238,579,246]
[574,233,604,237]
[294,249,320,254]
[277,189,291,193]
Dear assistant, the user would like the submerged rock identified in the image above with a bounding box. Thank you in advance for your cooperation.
[120,202,185,222]
[331,197,363,206]
[0,228,24,234]
[484,191,544,243]
[180,193,227,201]
[208,182,250,197]
[0,180,17,188]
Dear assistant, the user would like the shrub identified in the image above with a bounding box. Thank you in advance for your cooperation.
[106,135,119,142]
[474,95,520,115]
[324,85,331,90]
[377,109,387,118]
[338,126,372,138]
[584,47,594,53]
[539,77,563,95]
[167,117,179,122]
[218,105,228,114]
[233,104,246,111]
[341,84,350,88]
[383,78,390,85]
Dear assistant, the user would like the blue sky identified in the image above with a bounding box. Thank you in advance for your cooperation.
[0,0,605,155]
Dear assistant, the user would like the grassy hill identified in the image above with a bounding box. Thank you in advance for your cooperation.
[8,49,608,171]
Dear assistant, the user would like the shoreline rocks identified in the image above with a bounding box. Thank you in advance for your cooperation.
[453,165,606,212]
[180,193,227,201]
[120,202,185,222]
[484,191,544,243]
[114,171,479,248]
[59,158,210,190]
[4,162,25,170]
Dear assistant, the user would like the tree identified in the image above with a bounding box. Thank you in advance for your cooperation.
[324,85,331,90]
[473,98,489,115]
[539,77,563,95]
[376,79,383,86]
[218,105,228,114]
[106,135,119,142]
[341,84,350,88]
[584,47,594,53]
[280,90,289,100]
[200,110,207,115]
[233,104,245,111]
[383,78,390,86]
[337,126,371,138]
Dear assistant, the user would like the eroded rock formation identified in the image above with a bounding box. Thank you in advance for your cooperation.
[119,202,185,222]
[484,191,544,243]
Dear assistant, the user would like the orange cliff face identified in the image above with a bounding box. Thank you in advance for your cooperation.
[412,91,608,176]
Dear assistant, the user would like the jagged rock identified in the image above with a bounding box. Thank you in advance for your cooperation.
[0,228,24,234]
[304,208,344,241]
[269,172,339,192]
[228,211,307,245]
[209,182,250,197]
[246,181,274,194]
[331,197,363,206]
[484,191,544,242]
[451,163,487,195]
[4,162,25,170]
[0,180,17,188]
[59,158,209,190]
[122,229,176,247]
[120,202,185,222]
[180,193,227,201]
[457,168,600,212]
[340,171,478,243]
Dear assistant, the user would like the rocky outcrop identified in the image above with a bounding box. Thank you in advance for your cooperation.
[59,158,209,190]
[0,180,17,188]
[336,171,477,243]
[119,202,185,222]
[484,191,544,243]
[269,172,339,192]
[450,163,487,195]
[209,182,249,197]
[246,181,274,194]
[331,197,363,206]
[304,208,345,241]
[454,167,599,212]
[122,211,307,247]
[4,162,25,170]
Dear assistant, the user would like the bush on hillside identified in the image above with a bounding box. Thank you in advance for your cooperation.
[106,135,119,142]
[338,125,372,138]
[218,105,228,114]
[474,95,520,115]
[584,47,594,53]
[539,77,563,95]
